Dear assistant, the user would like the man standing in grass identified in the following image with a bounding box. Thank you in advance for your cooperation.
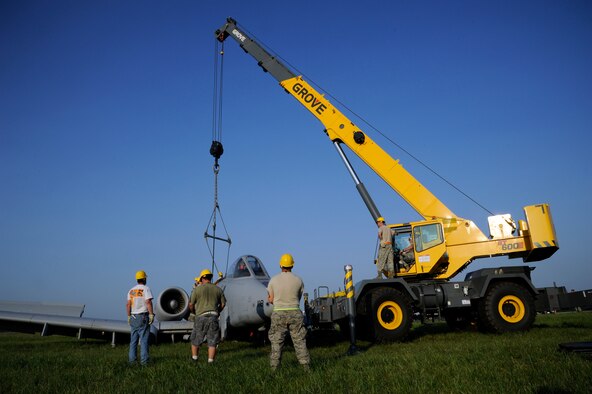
[267,253,310,371]
[126,270,154,365]
[189,269,226,363]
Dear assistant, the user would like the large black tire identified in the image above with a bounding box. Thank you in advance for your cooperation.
[368,287,412,342]
[478,282,536,333]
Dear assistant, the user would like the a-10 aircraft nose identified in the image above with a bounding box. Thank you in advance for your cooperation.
[257,299,274,318]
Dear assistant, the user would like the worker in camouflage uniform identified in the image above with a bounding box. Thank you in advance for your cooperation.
[376,217,395,278]
[267,254,310,371]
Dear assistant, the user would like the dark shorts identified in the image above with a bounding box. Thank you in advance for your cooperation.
[190,315,220,347]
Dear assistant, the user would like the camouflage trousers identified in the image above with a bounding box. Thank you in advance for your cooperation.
[268,310,310,368]
[377,244,394,277]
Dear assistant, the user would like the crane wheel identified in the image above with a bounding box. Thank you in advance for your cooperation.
[478,282,535,333]
[369,287,412,342]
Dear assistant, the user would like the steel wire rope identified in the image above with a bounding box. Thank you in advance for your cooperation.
[205,39,232,277]
[237,22,495,217]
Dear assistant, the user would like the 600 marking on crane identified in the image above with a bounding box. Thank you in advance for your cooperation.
[498,240,525,251]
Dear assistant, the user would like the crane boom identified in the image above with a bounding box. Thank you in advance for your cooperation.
[215,17,558,280]
[216,18,456,221]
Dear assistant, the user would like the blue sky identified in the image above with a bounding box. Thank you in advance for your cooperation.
[1,1,590,319]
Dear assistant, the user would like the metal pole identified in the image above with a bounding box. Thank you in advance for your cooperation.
[333,142,382,221]
[344,264,359,355]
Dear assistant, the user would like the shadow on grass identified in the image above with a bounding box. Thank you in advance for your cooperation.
[534,321,591,330]
[407,321,455,340]
[308,321,461,347]
[307,329,347,348]
[534,386,572,394]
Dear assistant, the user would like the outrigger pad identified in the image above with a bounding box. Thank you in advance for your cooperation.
[558,342,592,355]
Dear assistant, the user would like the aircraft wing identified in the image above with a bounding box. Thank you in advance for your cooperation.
[0,300,85,317]
[0,308,194,345]
[156,320,194,340]
[0,301,172,346]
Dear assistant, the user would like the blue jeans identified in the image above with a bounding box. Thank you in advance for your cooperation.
[129,313,150,364]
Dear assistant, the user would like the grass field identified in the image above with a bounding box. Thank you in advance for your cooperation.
[1,312,591,393]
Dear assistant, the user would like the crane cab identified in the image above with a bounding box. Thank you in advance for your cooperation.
[390,220,448,277]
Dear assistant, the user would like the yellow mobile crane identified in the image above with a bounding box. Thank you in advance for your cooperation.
[216,18,558,341]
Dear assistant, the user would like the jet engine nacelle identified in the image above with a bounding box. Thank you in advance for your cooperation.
[154,287,190,321]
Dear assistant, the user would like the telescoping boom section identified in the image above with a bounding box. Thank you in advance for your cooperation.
[215,18,558,280]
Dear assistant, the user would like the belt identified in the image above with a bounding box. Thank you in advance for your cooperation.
[199,311,218,317]
[132,312,149,315]
[384,242,391,245]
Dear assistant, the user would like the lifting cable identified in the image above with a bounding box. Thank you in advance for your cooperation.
[319,84,495,216]
[239,22,494,217]
[204,38,232,277]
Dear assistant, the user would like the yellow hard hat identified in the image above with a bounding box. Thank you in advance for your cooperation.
[199,269,213,280]
[135,270,147,280]
[194,277,200,282]
[279,254,294,268]
[376,217,385,223]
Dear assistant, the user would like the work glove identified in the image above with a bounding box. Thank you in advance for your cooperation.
[149,314,154,325]
[127,316,131,325]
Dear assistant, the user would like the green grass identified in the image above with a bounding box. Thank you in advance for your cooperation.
[1,312,591,393]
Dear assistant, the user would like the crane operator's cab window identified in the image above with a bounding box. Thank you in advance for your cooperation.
[394,232,412,255]
[413,223,444,252]
[394,230,416,270]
